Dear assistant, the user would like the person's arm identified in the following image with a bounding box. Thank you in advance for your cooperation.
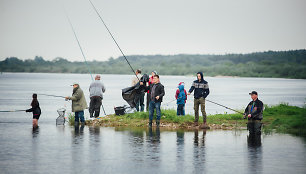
[69,91,81,101]
[26,107,34,112]
[188,82,195,94]
[175,89,179,99]
[101,83,106,93]
[203,84,210,98]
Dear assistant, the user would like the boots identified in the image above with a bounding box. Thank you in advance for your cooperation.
[156,120,160,127]
[200,121,210,129]
[149,120,153,127]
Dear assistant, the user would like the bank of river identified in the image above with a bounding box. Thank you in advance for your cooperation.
[82,104,306,137]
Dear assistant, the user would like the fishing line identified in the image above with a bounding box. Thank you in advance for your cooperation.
[61,1,106,115]
[62,3,93,81]
[87,0,139,81]
[205,99,244,115]
[38,94,66,98]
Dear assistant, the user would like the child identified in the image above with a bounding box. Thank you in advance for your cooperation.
[177,85,186,116]
[175,82,187,102]
[26,93,41,128]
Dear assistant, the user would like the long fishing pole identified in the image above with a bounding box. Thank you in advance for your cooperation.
[87,0,139,81]
[63,6,93,81]
[38,94,66,98]
[206,99,244,115]
[62,3,106,115]
[0,110,26,113]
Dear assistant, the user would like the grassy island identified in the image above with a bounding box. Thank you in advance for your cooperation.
[68,104,306,137]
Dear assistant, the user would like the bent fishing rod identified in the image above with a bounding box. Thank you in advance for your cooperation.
[61,3,106,115]
[88,0,139,81]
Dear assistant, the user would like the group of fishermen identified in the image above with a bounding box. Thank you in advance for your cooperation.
[61,71,263,134]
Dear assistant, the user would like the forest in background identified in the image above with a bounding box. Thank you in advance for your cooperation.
[1,49,306,79]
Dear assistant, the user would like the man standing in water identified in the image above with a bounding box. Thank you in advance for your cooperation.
[65,82,87,126]
[141,75,165,127]
[188,72,210,129]
[89,75,106,118]
[244,91,264,135]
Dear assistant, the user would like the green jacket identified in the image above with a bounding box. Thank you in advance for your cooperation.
[69,86,87,112]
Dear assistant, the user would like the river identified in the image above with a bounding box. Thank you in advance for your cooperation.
[0,73,305,173]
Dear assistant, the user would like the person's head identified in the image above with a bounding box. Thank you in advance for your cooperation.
[151,71,157,76]
[72,82,79,89]
[197,72,203,81]
[95,75,101,80]
[249,91,258,101]
[32,93,37,99]
[136,69,141,75]
[31,93,38,107]
[153,75,159,84]
[178,85,184,92]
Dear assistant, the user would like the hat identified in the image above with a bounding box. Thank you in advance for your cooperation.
[249,91,258,95]
[178,82,185,87]
[152,71,158,75]
[71,82,79,86]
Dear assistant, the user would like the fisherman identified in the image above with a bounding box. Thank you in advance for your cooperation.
[26,93,41,129]
[244,91,264,135]
[146,71,157,111]
[65,82,87,126]
[131,69,144,112]
[188,72,210,129]
[140,74,165,127]
[89,75,106,118]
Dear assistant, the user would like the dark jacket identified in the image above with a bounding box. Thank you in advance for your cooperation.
[244,98,264,120]
[188,72,210,99]
[144,83,165,103]
[26,103,41,116]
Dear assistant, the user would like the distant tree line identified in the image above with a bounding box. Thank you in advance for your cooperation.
[0,49,306,79]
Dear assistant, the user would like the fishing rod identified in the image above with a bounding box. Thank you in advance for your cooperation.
[205,99,244,115]
[87,0,139,81]
[38,94,66,98]
[0,110,26,113]
[61,2,106,115]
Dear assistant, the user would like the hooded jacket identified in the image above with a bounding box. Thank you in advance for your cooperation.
[69,86,88,112]
[188,72,210,99]
[177,85,186,105]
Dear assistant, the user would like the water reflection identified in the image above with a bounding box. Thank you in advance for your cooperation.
[146,127,161,163]
[193,130,206,173]
[247,134,263,174]
[176,130,185,172]
[32,127,40,139]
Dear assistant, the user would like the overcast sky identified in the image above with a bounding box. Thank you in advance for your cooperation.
[0,0,305,61]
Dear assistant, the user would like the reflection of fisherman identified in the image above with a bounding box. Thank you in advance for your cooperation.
[131,69,144,112]
[244,91,264,135]
[89,75,106,118]
[65,82,88,126]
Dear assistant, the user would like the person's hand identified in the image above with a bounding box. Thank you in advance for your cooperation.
[155,96,160,100]
[187,92,191,95]
[65,96,69,101]
[248,114,251,118]
[140,82,144,85]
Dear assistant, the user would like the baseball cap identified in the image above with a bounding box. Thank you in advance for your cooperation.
[249,91,258,95]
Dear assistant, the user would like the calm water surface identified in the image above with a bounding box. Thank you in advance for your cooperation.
[0,73,306,173]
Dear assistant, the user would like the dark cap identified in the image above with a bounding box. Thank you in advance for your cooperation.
[249,91,258,95]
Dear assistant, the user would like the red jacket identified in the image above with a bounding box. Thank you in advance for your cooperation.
[147,76,154,93]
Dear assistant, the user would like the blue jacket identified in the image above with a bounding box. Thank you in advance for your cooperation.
[177,85,186,104]
[188,72,210,99]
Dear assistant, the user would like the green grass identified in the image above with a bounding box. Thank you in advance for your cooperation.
[76,104,306,137]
